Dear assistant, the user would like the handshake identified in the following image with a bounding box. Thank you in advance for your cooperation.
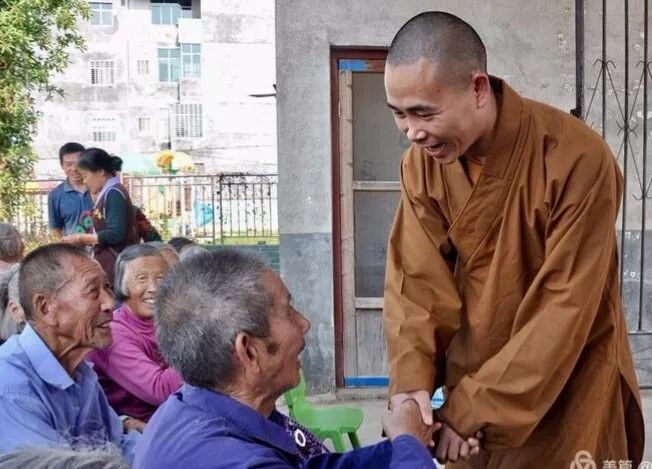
[383,391,483,465]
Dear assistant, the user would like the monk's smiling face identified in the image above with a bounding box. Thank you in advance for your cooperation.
[385,57,493,165]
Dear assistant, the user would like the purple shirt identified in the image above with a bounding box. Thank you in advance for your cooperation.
[135,385,436,469]
[87,304,182,421]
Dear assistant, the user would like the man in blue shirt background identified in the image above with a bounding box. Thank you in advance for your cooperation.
[0,244,141,464]
[48,142,93,239]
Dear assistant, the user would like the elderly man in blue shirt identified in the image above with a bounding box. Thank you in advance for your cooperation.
[0,244,141,464]
[47,142,93,239]
[135,249,447,469]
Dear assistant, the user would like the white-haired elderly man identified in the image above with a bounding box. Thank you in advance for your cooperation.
[0,244,140,464]
[135,249,443,469]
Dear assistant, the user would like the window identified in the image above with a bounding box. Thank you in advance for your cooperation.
[90,60,115,85]
[151,2,192,25]
[138,117,151,133]
[181,44,201,78]
[137,60,149,75]
[92,118,116,142]
[90,2,113,25]
[158,48,180,82]
[175,103,202,138]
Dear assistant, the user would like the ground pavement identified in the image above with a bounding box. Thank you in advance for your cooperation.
[280,388,652,465]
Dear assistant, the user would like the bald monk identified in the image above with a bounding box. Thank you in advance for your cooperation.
[383,11,645,468]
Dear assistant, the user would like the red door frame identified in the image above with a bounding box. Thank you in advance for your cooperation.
[330,47,388,387]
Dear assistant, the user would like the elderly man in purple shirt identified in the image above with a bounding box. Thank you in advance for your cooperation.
[135,249,441,469]
[0,244,140,464]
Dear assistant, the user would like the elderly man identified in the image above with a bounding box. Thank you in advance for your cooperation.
[135,249,441,468]
[0,244,140,463]
[383,11,644,468]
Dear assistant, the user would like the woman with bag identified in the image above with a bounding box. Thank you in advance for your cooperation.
[63,148,139,284]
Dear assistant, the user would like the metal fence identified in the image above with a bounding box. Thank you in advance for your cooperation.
[574,0,652,385]
[13,174,278,245]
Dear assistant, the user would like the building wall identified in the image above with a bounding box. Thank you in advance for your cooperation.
[34,0,277,178]
[276,0,576,393]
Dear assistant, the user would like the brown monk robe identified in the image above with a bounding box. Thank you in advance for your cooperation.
[384,75,645,468]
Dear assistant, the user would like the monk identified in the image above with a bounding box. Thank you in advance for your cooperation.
[383,11,645,469]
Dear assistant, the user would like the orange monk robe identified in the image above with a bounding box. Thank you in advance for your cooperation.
[383,78,645,468]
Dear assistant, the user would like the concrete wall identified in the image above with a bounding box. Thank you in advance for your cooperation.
[276,0,575,393]
[34,0,277,178]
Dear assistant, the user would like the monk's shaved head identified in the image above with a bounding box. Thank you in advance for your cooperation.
[387,12,487,84]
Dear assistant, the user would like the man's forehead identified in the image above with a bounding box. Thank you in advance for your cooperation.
[62,152,81,161]
[67,255,104,279]
[261,269,289,299]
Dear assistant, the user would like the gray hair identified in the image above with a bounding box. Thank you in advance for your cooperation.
[19,243,89,320]
[156,249,272,389]
[0,223,22,261]
[146,241,177,255]
[0,445,128,469]
[178,244,207,261]
[0,264,21,341]
[114,244,165,301]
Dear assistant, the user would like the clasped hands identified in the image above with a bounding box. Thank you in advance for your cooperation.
[383,390,483,465]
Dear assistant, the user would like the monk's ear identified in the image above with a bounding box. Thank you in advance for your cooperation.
[32,293,57,327]
[233,332,263,374]
[472,73,491,108]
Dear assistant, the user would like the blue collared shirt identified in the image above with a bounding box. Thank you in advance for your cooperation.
[0,324,140,463]
[47,180,93,236]
[134,384,435,469]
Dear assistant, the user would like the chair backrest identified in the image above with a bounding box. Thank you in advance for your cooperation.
[283,371,307,411]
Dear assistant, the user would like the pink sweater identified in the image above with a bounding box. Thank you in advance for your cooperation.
[87,304,182,421]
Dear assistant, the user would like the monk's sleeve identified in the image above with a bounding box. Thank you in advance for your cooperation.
[384,156,462,396]
[438,149,622,448]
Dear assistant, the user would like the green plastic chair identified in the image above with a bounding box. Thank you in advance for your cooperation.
[284,372,363,452]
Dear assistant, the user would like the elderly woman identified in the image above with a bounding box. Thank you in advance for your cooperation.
[0,265,25,344]
[62,148,139,283]
[134,250,451,469]
[88,245,182,422]
[0,224,24,276]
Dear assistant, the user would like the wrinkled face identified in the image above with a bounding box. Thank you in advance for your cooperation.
[123,255,168,319]
[385,58,483,165]
[61,152,83,185]
[258,270,311,394]
[48,255,115,350]
[78,168,108,194]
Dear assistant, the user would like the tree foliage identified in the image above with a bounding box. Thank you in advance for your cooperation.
[0,0,89,220]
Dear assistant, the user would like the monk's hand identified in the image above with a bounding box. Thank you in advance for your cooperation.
[389,390,433,426]
[435,422,479,464]
[466,430,484,457]
[382,398,441,448]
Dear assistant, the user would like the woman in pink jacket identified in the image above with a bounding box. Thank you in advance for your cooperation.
[88,244,182,421]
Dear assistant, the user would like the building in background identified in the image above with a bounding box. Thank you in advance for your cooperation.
[276,0,652,394]
[33,0,277,178]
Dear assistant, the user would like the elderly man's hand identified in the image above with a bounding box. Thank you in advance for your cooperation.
[389,390,433,426]
[382,398,441,448]
[434,422,483,464]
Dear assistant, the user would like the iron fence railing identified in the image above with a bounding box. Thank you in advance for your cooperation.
[12,174,278,245]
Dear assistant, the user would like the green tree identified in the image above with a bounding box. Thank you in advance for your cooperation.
[0,0,89,220]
